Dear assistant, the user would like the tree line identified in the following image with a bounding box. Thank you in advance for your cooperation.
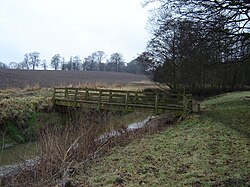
[140,0,250,94]
[1,51,147,75]
[1,0,249,94]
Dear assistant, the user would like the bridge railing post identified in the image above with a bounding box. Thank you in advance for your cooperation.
[98,90,102,111]
[85,89,89,101]
[109,91,112,103]
[74,88,78,107]
[125,92,129,112]
[155,93,159,114]
[182,88,187,114]
[135,92,138,104]
[52,88,56,105]
[65,88,68,98]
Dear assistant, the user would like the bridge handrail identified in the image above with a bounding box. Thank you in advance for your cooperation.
[52,87,193,114]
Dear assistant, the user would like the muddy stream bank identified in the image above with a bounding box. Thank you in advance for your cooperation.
[0,114,175,178]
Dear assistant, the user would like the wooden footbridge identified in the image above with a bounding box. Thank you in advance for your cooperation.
[52,88,193,114]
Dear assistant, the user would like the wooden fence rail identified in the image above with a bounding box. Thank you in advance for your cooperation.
[52,88,193,114]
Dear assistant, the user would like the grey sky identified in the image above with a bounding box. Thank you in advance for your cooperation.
[0,0,150,65]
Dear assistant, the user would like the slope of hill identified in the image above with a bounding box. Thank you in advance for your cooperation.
[75,91,250,186]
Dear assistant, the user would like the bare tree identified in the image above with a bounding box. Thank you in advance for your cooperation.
[51,54,62,70]
[108,53,125,72]
[23,53,30,69]
[144,0,249,34]
[29,52,40,70]
[136,52,155,71]
[72,56,82,70]
[82,51,105,71]
[0,62,8,69]
[67,57,74,70]
[93,51,106,71]
[143,0,250,92]
[61,57,66,70]
[23,53,29,69]
[42,60,48,70]
[125,59,148,74]
[144,0,250,60]
[83,54,98,71]
[9,62,19,69]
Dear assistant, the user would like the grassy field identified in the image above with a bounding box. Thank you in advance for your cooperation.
[75,91,250,186]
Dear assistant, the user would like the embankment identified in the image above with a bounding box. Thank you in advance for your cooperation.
[74,91,250,186]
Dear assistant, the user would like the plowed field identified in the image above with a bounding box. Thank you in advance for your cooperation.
[0,69,148,89]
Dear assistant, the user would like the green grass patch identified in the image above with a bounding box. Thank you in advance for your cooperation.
[75,91,250,186]
[0,89,54,145]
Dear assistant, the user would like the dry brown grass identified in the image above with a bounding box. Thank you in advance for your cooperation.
[73,92,250,187]
[0,111,105,186]
[0,110,175,187]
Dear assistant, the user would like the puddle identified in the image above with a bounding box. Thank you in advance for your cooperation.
[127,116,154,130]
[98,116,155,140]
[0,157,39,177]
[0,142,39,177]
[0,142,38,166]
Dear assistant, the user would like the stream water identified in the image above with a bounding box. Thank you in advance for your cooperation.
[0,116,154,177]
[0,142,38,166]
[98,116,154,140]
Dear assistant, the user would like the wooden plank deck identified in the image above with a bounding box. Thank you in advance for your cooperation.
[52,88,193,114]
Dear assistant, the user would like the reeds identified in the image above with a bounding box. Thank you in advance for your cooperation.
[0,111,104,186]
[0,109,175,187]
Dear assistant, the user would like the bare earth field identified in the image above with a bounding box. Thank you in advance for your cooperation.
[0,69,148,89]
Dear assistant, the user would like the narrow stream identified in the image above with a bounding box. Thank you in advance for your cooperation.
[127,116,154,130]
[0,142,38,166]
[98,116,155,140]
[0,116,154,177]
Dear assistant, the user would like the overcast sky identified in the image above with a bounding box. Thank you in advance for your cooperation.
[0,0,150,65]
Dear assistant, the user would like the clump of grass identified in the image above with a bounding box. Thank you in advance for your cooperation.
[23,83,41,92]
[75,91,250,186]
[0,95,53,145]
[0,87,53,104]
[70,81,158,92]
[62,82,127,90]
[0,85,48,96]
